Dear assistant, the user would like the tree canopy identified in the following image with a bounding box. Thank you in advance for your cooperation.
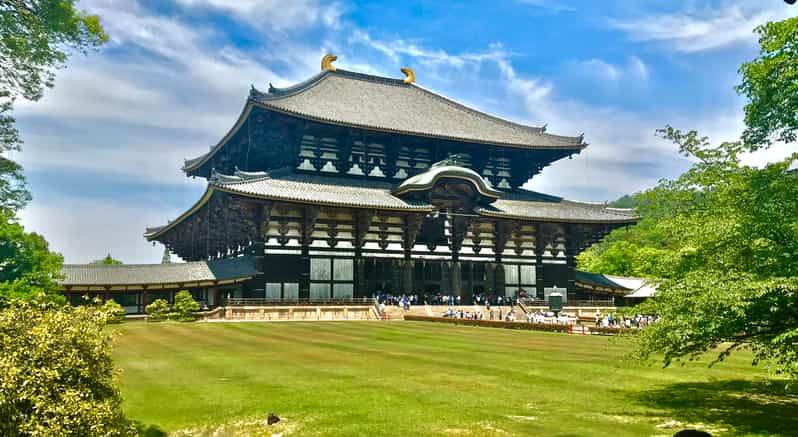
[0,212,64,306]
[0,0,107,215]
[580,128,798,377]
[90,254,123,265]
[738,16,798,149]
[579,15,798,378]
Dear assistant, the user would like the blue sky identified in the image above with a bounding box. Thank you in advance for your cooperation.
[13,0,797,263]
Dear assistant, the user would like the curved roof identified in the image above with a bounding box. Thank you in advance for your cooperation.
[392,164,503,199]
[146,168,637,241]
[575,270,659,298]
[183,69,586,173]
[478,190,637,224]
[61,257,257,288]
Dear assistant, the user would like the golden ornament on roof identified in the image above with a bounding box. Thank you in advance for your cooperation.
[401,67,415,83]
[321,54,337,71]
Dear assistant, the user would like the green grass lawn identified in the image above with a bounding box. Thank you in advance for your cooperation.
[112,321,797,436]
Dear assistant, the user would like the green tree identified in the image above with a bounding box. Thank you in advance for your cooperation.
[0,0,107,214]
[144,298,169,321]
[90,254,123,265]
[625,127,798,378]
[98,298,125,324]
[737,16,798,149]
[0,212,64,306]
[172,290,200,322]
[0,300,135,436]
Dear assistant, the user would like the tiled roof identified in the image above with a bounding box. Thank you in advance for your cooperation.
[575,271,659,298]
[478,190,637,223]
[211,168,433,211]
[60,257,257,287]
[251,70,585,150]
[575,270,631,291]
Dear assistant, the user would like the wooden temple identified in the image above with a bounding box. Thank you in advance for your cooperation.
[142,55,636,304]
[60,55,637,311]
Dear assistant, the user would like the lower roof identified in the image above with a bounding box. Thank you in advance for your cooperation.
[60,257,258,288]
[146,168,636,240]
[575,270,658,298]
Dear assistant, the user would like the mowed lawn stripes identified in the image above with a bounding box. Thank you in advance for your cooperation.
[111,321,789,436]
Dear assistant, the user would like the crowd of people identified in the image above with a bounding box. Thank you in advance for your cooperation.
[594,310,658,328]
[376,292,520,308]
[374,291,658,330]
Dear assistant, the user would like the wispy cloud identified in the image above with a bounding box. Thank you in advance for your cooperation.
[607,3,790,53]
[517,0,574,13]
[16,0,794,264]
[173,0,344,31]
[576,56,648,82]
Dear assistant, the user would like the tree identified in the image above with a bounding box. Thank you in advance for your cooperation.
[618,127,798,378]
[737,16,798,149]
[98,298,125,324]
[0,300,135,436]
[0,212,64,306]
[0,1,107,214]
[90,254,123,265]
[172,290,200,322]
[144,298,169,321]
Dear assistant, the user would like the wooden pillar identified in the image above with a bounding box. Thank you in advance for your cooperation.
[494,264,505,298]
[564,225,577,299]
[486,263,496,295]
[299,206,319,299]
[141,287,148,313]
[354,210,374,298]
[402,259,414,294]
[450,261,462,297]
[535,226,546,300]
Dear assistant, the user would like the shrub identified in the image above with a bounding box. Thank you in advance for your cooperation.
[172,290,200,322]
[403,315,572,333]
[99,299,126,324]
[590,325,635,336]
[0,301,135,435]
[145,299,169,321]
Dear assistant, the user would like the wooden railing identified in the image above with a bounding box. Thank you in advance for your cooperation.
[225,297,375,306]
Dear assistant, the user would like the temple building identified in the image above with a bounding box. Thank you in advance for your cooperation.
[60,55,637,311]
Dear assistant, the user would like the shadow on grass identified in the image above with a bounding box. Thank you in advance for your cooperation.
[632,379,798,436]
[135,422,167,437]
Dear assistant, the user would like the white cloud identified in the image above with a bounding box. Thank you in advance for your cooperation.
[17,0,793,265]
[608,3,792,53]
[19,198,183,264]
[174,0,343,31]
[576,56,648,82]
[517,0,574,13]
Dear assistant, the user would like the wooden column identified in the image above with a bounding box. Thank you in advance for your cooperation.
[299,206,320,299]
[492,221,513,297]
[353,210,374,297]
[535,225,551,300]
[401,214,423,295]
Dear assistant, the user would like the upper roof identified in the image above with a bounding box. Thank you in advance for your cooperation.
[251,69,585,149]
[61,257,258,287]
[183,67,586,173]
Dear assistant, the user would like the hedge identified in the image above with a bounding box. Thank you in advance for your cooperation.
[403,315,637,336]
[589,325,636,336]
[403,315,572,333]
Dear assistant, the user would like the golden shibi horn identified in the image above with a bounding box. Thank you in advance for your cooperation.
[401,67,415,83]
[321,54,337,71]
